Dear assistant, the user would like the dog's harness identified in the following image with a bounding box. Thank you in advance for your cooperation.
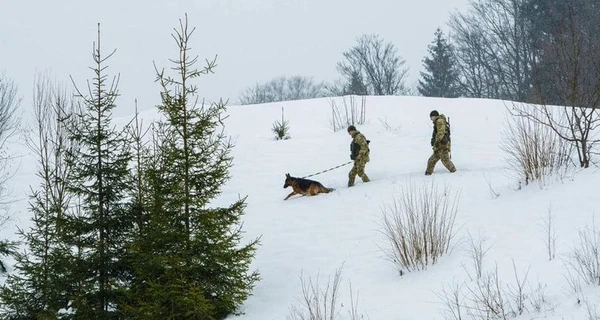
[301,161,353,179]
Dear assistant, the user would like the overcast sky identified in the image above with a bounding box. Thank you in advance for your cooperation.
[1,0,470,117]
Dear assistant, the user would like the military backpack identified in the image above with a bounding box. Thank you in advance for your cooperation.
[441,117,451,144]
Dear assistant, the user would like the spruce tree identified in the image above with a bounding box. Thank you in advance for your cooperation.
[124,14,260,319]
[345,70,369,95]
[418,28,461,98]
[0,241,15,274]
[61,23,133,318]
[0,76,76,319]
[124,101,149,235]
[119,101,155,317]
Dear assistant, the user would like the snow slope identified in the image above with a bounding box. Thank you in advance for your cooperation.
[3,95,600,319]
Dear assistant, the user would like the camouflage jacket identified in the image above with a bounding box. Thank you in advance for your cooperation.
[350,131,370,161]
[431,114,450,148]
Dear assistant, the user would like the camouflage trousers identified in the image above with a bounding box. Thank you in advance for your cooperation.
[426,147,456,174]
[348,156,370,186]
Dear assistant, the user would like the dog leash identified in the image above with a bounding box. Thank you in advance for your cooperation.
[301,161,353,179]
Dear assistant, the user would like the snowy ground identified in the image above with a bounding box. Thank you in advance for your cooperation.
[3,95,600,319]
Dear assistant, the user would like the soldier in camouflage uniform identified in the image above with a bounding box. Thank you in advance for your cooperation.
[425,110,456,175]
[347,125,370,187]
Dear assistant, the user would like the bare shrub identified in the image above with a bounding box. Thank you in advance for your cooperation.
[329,95,367,132]
[501,107,572,186]
[287,268,342,320]
[347,281,367,320]
[462,231,493,281]
[272,106,291,140]
[586,299,600,320]
[565,216,600,286]
[379,181,460,275]
[286,265,367,320]
[437,260,553,319]
[506,261,530,316]
[528,283,550,314]
[466,264,509,318]
[378,117,401,132]
[466,262,532,319]
[483,173,500,199]
[435,281,467,320]
[512,103,599,170]
[563,267,584,305]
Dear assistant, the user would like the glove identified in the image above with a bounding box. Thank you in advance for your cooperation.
[355,155,361,161]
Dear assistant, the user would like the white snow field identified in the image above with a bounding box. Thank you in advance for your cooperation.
[3,95,600,319]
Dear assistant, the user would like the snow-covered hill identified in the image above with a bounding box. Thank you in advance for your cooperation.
[4,95,600,319]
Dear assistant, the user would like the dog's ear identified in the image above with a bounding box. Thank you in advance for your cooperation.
[286,173,290,177]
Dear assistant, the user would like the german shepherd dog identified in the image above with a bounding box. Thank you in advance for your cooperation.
[283,173,335,200]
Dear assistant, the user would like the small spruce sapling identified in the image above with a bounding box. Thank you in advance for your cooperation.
[272,106,291,140]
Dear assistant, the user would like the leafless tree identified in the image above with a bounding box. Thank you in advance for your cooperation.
[0,72,79,315]
[26,72,79,229]
[0,72,20,272]
[449,0,537,101]
[336,34,409,96]
[541,205,557,261]
[449,27,490,98]
[239,75,327,105]
[0,72,20,202]
[512,3,600,168]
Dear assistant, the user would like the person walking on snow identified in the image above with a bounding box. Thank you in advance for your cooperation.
[347,125,370,187]
[425,110,456,175]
